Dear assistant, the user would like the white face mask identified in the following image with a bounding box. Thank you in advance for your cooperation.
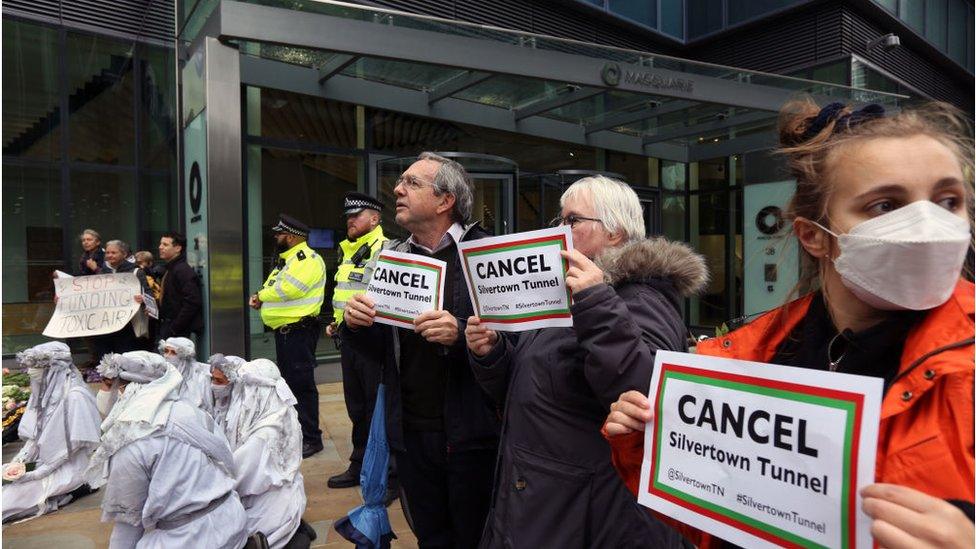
[96,389,115,416]
[815,200,971,311]
[212,384,231,399]
[27,367,45,381]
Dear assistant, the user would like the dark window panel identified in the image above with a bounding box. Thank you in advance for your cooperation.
[727,0,803,25]
[2,20,62,161]
[661,0,685,38]
[925,0,948,50]
[900,0,925,32]
[608,0,658,28]
[687,0,723,38]
[66,32,136,165]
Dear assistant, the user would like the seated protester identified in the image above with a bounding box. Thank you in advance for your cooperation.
[86,350,248,549]
[604,101,975,548]
[2,342,102,523]
[213,356,313,549]
[464,176,707,549]
[158,337,213,415]
[94,353,124,418]
[208,354,246,428]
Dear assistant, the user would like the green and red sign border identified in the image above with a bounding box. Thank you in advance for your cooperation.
[648,363,865,549]
[371,253,444,324]
[460,233,572,323]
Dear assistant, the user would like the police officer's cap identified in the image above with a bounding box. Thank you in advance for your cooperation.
[344,192,383,216]
[271,214,309,238]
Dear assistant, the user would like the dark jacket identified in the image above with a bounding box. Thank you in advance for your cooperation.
[472,238,708,549]
[341,223,501,454]
[78,248,106,276]
[158,254,204,338]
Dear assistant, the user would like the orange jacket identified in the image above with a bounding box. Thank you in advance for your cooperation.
[607,280,975,548]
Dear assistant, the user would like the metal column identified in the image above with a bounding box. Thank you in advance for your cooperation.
[204,37,246,355]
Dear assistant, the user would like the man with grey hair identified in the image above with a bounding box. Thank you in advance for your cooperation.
[342,152,500,548]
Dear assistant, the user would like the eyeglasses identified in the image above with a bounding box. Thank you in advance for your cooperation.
[549,214,604,228]
[395,175,433,190]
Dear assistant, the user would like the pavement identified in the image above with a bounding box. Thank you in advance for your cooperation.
[1,365,419,549]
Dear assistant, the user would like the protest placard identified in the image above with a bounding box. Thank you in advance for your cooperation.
[639,351,882,549]
[457,226,574,331]
[365,250,446,329]
[43,273,142,338]
[143,293,159,320]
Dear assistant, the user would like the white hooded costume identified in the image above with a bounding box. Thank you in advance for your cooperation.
[158,337,213,415]
[87,350,248,549]
[214,357,306,548]
[2,342,101,522]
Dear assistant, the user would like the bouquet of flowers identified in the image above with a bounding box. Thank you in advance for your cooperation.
[2,368,31,444]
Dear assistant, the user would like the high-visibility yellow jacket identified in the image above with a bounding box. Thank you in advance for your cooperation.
[332,224,387,324]
[258,241,326,329]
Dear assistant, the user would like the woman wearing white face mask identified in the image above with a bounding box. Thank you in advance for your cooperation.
[604,100,975,549]
[2,342,102,522]
[94,353,124,417]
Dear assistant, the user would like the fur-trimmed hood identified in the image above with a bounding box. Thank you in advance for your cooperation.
[595,237,709,297]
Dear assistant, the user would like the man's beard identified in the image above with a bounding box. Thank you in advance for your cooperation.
[274,239,288,253]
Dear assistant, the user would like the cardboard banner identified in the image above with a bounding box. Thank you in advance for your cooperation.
[457,226,574,331]
[365,250,446,329]
[639,351,882,549]
[43,273,142,338]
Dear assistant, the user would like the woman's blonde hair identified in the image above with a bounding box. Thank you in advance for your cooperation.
[776,98,974,297]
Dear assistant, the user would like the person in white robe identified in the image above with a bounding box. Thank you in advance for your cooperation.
[158,337,213,414]
[208,353,245,429]
[213,356,312,548]
[93,353,124,418]
[86,350,248,549]
[2,342,101,523]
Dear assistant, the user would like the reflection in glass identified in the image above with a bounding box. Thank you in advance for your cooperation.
[3,20,61,161]
[66,32,135,165]
[69,171,137,267]
[141,45,178,170]
[2,164,62,354]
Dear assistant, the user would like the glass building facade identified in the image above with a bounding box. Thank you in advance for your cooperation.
[2,0,967,359]
[2,17,178,355]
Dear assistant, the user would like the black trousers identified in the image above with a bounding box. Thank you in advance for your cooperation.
[340,342,382,470]
[92,325,140,362]
[395,431,494,549]
[275,321,322,444]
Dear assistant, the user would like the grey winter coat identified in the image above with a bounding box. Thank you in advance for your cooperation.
[471,238,709,549]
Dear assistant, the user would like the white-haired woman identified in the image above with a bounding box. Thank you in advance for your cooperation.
[464,176,708,548]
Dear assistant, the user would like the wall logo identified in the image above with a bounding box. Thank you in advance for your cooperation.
[189,161,203,223]
[602,62,695,94]
[755,205,785,236]
[601,62,622,86]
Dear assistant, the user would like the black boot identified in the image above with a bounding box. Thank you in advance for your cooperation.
[327,466,360,488]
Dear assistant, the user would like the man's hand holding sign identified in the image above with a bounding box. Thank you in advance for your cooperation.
[344,249,454,344]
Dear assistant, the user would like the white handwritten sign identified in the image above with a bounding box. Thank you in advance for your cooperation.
[638,351,882,549]
[366,250,446,329]
[43,273,142,338]
[457,226,574,331]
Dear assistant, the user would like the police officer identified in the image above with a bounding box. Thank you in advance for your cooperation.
[326,192,388,489]
[249,214,327,458]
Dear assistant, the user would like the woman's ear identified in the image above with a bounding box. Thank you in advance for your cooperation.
[793,217,832,259]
